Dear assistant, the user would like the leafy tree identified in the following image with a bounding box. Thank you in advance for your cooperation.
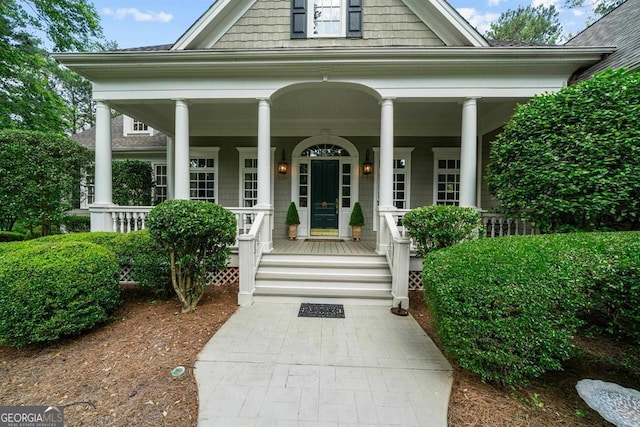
[486,69,640,233]
[0,0,106,134]
[0,129,91,234]
[564,0,625,17]
[112,160,155,206]
[485,5,562,45]
[147,200,237,313]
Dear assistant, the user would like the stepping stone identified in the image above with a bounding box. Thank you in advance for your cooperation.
[576,379,640,427]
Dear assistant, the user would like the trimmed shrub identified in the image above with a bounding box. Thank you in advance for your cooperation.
[0,241,120,348]
[61,215,91,233]
[0,231,24,242]
[112,160,155,206]
[349,202,365,226]
[487,69,640,232]
[119,229,172,297]
[422,232,640,385]
[286,202,300,225]
[402,206,483,256]
[148,200,237,312]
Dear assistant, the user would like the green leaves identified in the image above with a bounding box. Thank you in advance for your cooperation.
[487,69,640,233]
[485,5,562,45]
[112,160,155,206]
[402,206,482,256]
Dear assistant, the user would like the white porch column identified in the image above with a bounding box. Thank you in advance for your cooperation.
[91,101,114,232]
[166,136,175,200]
[459,97,478,208]
[256,98,273,251]
[379,97,395,208]
[174,100,190,200]
[257,99,271,207]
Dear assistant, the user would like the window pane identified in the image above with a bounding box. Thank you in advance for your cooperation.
[300,163,308,174]
[342,197,350,207]
[342,163,351,174]
[300,197,307,207]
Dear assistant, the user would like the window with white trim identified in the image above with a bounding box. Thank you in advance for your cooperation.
[291,0,362,39]
[123,115,154,136]
[432,148,460,206]
[241,158,258,207]
[79,166,95,209]
[154,164,168,204]
[372,147,414,228]
[190,157,216,203]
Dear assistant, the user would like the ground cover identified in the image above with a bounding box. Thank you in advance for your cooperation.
[1,284,637,426]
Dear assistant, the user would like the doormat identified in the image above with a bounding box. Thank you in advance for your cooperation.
[304,239,345,243]
[298,303,345,318]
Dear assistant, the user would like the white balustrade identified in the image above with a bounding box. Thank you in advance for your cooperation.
[379,209,411,309]
[481,212,538,237]
[237,209,271,306]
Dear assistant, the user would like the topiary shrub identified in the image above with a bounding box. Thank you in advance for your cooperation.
[0,231,24,242]
[286,202,300,225]
[61,215,91,233]
[487,69,640,232]
[349,202,365,226]
[422,232,640,385]
[0,241,120,348]
[402,205,483,256]
[147,200,237,312]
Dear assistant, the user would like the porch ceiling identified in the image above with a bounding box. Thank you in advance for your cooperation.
[112,86,524,138]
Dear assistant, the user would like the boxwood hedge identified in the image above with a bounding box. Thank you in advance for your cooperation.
[0,241,120,348]
[422,232,640,385]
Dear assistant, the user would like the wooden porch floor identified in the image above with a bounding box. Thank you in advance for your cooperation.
[272,238,377,255]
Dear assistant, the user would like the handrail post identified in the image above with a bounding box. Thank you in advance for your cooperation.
[238,235,255,306]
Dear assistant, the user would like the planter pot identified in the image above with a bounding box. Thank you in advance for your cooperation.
[288,224,298,240]
[351,225,362,241]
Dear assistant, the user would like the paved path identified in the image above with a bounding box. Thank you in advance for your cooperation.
[195,303,453,426]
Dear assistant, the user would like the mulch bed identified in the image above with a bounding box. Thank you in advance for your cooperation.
[1,285,638,426]
[0,283,238,426]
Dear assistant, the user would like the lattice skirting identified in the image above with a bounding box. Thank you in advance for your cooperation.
[409,270,423,291]
[119,266,239,287]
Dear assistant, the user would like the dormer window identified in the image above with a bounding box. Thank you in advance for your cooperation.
[291,0,362,39]
[123,115,154,136]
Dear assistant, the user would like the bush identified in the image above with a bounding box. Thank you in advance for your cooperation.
[286,202,300,225]
[38,231,172,297]
[148,200,236,312]
[61,215,91,233]
[422,232,640,385]
[349,202,365,226]
[0,231,24,242]
[402,206,483,256]
[487,69,640,232]
[112,160,155,206]
[0,241,120,348]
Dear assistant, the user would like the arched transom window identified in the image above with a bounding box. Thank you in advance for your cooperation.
[300,143,351,157]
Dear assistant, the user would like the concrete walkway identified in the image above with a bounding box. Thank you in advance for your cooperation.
[195,303,453,426]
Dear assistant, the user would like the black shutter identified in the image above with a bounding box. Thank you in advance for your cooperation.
[291,0,307,39]
[346,0,363,38]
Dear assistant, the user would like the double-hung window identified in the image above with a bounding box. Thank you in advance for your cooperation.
[432,148,461,206]
[291,0,363,39]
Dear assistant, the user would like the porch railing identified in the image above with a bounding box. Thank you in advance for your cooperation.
[237,211,269,306]
[93,205,260,245]
[378,210,411,309]
[481,212,538,237]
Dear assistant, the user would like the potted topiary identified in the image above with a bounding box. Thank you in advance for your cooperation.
[349,202,364,241]
[286,202,300,240]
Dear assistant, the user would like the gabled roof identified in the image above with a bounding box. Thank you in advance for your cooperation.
[171,0,489,50]
[71,115,167,151]
[566,0,639,80]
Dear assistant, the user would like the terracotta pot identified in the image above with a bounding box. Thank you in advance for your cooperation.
[351,225,362,241]
[288,224,298,240]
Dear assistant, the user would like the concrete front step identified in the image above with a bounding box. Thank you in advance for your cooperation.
[254,253,393,302]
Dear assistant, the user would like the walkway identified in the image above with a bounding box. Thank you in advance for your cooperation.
[195,303,453,426]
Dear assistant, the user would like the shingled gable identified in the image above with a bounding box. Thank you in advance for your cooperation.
[171,0,488,51]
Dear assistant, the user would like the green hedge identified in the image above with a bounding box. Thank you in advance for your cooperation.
[0,231,24,242]
[0,241,120,348]
[422,232,640,385]
[61,215,91,233]
[38,231,172,297]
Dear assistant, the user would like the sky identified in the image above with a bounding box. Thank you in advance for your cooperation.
[93,0,603,49]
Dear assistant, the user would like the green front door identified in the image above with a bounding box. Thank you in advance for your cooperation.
[311,160,339,229]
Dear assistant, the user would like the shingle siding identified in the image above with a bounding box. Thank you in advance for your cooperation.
[213,0,444,50]
[566,0,640,80]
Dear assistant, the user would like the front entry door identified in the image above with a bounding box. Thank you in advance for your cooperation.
[311,160,339,229]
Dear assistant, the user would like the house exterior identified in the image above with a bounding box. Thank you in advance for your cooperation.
[56,0,614,307]
[566,0,639,82]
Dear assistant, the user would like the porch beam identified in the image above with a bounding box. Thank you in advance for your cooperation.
[459,97,478,208]
[174,100,190,200]
[379,97,395,208]
[166,136,175,200]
